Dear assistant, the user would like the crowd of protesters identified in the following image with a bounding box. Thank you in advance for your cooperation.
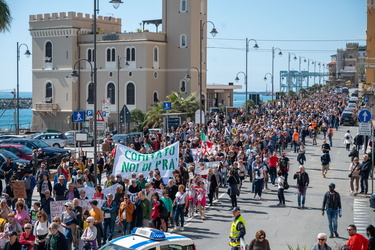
[0,89,375,249]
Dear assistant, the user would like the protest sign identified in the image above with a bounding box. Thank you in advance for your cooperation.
[77,184,119,199]
[114,142,179,179]
[13,181,27,198]
[51,199,106,218]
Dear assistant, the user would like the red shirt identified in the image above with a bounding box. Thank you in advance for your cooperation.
[150,201,160,219]
[269,156,279,167]
[346,234,369,250]
[19,232,36,249]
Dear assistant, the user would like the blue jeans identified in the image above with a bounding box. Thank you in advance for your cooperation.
[297,187,306,206]
[102,218,115,242]
[122,220,131,235]
[328,136,333,147]
[326,209,338,234]
[174,205,185,227]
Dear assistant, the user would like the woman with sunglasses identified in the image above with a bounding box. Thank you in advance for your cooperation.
[19,223,36,249]
[118,194,134,235]
[4,213,22,235]
[34,211,49,250]
[81,217,98,250]
[52,216,65,235]
[311,233,332,250]
[248,230,271,250]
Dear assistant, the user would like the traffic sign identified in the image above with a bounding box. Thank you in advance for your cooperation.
[86,110,93,118]
[102,111,107,117]
[364,97,369,103]
[163,102,171,110]
[358,109,371,123]
[73,111,85,122]
[359,122,372,136]
[96,110,105,121]
[97,121,105,130]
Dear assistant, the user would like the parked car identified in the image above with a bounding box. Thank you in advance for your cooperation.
[341,87,349,94]
[340,111,357,126]
[110,132,143,146]
[0,135,25,140]
[0,144,33,161]
[348,97,358,103]
[0,150,32,178]
[64,131,95,146]
[0,138,70,167]
[33,133,68,148]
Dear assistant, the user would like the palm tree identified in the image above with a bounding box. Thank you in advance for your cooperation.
[167,91,199,118]
[0,0,11,32]
[144,102,165,128]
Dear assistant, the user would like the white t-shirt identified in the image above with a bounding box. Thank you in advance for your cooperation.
[277,176,285,189]
[253,165,266,180]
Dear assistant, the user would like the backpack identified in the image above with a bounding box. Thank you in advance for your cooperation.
[158,200,169,220]
[345,135,350,140]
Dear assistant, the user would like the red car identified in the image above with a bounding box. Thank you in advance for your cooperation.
[0,144,33,161]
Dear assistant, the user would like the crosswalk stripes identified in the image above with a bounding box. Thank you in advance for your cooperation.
[353,198,370,234]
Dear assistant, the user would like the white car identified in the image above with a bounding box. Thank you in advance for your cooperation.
[100,227,196,250]
[33,133,67,148]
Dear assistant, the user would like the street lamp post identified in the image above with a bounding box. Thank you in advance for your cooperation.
[307,59,313,88]
[117,56,129,134]
[271,47,282,101]
[312,61,317,85]
[244,38,259,113]
[185,67,200,123]
[90,0,123,184]
[200,20,217,129]
[234,71,246,107]
[299,56,307,90]
[288,52,297,92]
[16,42,31,135]
[263,73,272,93]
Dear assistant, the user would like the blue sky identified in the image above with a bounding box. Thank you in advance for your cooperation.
[0,0,366,93]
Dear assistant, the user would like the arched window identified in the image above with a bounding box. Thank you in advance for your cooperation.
[107,82,116,104]
[153,92,159,103]
[111,48,116,62]
[131,48,136,61]
[87,82,94,104]
[87,49,92,62]
[180,34,187,48]
[181,0,187,12]
[45,41,52,62]
[153,47,158,62]
[126,48,131,61]
[126,82,135,105]
[45,82,53,103]
[106,48,111,62]
[126,47,136,62]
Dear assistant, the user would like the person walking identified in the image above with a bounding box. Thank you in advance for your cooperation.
[228,207,246,250]
[322,183,342,238]
[343,130,352,151]
[88,200,104,248]
[359,154,371,195]
[101,193,117,245]
[311,233,332,250]
[349,157,361,195]
[297,142,306,166]
[320,151,331,178]
[276,171,286,207]
[268,151,278,186]
[293,166,309,209]
[253,161,266,200]
[227,170,240,210]
[278,152,290,182]
[345,224,369,249]
[327,127,334,147]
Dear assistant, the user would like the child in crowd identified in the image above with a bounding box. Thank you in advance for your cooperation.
[30,201,41,225]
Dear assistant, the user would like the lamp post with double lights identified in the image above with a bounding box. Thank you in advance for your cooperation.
[244,38,259,112]
[16,43,31,134]
[312,61,317,85]
[199,20,217,128]
[288,52,297,92]
[234,71,246,108]
[117,56,129,134]
[306,59,314,88]
[298,56,307,90]
[263,73,273,94]
[271,47,282,102]
[185,67,201,125]
[77,0,123,184]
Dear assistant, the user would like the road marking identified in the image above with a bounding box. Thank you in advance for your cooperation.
[353,198,370,234]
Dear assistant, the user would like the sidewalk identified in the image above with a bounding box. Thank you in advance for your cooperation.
[353,195,375,235]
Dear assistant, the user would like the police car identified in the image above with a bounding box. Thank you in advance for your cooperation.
[100,227,196,250]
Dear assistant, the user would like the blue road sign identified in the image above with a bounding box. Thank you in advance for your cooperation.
[73,111,85,122]
[102,111,107,117]
[163,102,171,110]
[86,110,93,117]
[358,109,371,123]
[364,97,369,103]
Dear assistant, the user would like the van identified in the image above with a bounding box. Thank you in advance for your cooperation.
[340,111,356,126]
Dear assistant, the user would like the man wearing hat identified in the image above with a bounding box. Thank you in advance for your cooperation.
[229,207,246,250]
[322,183,342,238]
[53,175,67,201]
[3,231,21,249]
[101,193,117,245]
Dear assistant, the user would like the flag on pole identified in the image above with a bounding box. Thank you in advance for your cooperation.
[200,130,212,155]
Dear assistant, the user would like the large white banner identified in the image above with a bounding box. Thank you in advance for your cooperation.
[51,199,106,219]
[114,142,179,179]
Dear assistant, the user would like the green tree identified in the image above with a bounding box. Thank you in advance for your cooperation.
[166,91,199,118]
[0,0,11,32]
[144,102,165,128]
[242,99,255,109]
[130,109,145,131]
